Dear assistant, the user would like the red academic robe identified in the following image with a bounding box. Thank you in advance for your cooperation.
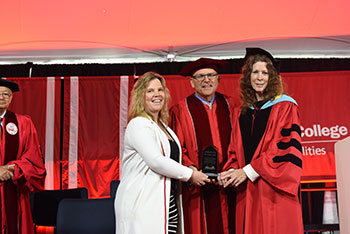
[0,111,46,234]
[170,92,238,234]
[224,97,304,234]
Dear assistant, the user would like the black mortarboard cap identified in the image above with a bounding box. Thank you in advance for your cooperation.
[0,78,20,92]
[179,58,228,77]
[244,47,280,72]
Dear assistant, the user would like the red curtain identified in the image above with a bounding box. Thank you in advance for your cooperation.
[61,76,133,198]
[6,71,350,197]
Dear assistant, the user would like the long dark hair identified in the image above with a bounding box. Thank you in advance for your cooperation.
[240,55,284,111]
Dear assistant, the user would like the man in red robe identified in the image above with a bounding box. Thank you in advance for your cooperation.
[169,58,239,234]
[0,79,46,234]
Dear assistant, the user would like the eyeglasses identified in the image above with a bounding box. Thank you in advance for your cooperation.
[0,92,12,99]
[192,73,218,81]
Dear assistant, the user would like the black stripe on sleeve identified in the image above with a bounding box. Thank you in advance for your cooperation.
[281,124,301,137]
[277,139,302,153]
[273,154,302,168]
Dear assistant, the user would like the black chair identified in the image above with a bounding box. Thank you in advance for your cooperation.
[304,224,339,233]
[30,188,88,231]
[56,198,115,234]
[110,179,120,198]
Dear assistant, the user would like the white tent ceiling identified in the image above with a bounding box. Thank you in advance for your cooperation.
[0,0,349,64]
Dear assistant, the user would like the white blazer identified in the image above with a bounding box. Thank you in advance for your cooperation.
[115,116,193,234]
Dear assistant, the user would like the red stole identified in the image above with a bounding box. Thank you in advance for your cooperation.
[1,111,20,234]
[186,93,231,234]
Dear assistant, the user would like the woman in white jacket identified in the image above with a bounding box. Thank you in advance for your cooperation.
[115,72,209,234]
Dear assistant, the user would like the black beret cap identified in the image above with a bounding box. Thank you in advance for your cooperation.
[179,58,228,77]
[0,78,20,92]
[244,47,280,72]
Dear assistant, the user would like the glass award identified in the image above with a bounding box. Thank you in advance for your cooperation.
[202,145,218,179]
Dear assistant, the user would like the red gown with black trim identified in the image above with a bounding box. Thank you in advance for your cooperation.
[0,111,46,234]
[170,92,238,234]
[224,97,304,234]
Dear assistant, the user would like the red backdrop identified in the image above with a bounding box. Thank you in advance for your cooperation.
[6,71,350,197]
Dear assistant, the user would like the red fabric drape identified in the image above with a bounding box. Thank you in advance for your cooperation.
[5,71,350,197]
[61,76,133,197]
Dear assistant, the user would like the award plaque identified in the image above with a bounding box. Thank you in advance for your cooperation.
[202,145,218,179]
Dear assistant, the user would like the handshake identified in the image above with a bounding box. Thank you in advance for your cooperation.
[188,166,247,188]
